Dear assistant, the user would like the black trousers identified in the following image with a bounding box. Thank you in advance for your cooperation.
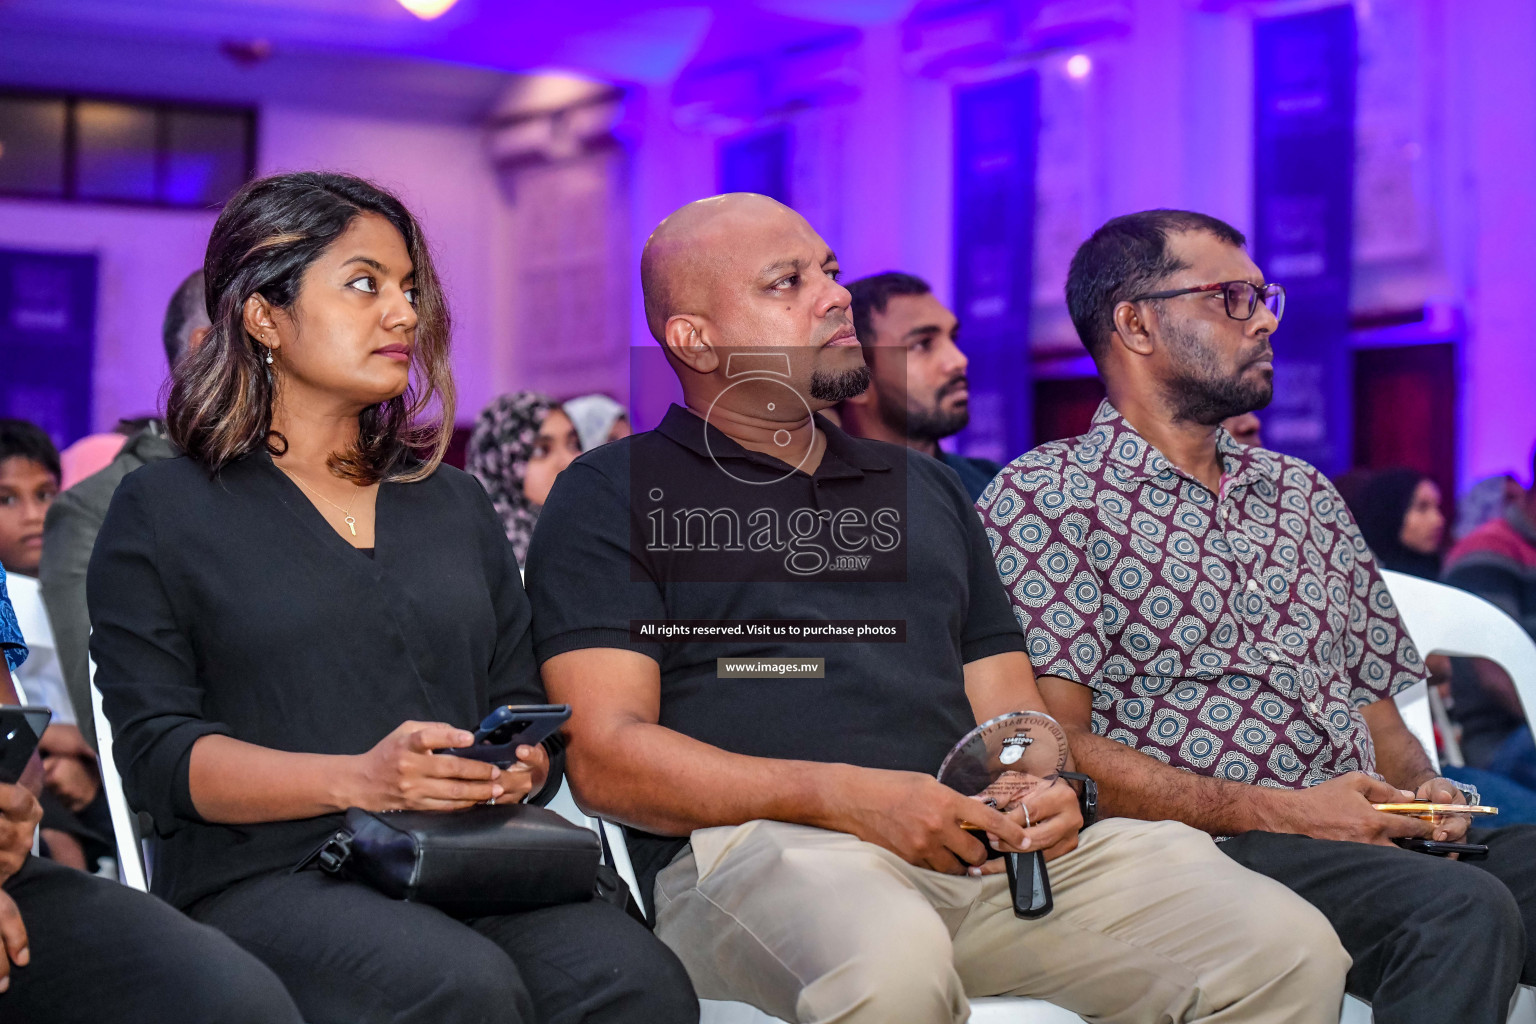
[3,855,303,1023]
[189,868,699,1024]
[1222,825,1536,1024]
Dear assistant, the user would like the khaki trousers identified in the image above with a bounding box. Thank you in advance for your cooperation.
[654,817,1348,1024]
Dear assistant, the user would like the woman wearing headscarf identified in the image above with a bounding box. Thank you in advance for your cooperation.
[468,392,583,564]
[563,394,630,452]
[1347,467,1446,579]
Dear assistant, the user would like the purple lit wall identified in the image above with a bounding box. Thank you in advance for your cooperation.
[2,0,1534,484]
[0,107,518,432]
[1455,0,1536,486]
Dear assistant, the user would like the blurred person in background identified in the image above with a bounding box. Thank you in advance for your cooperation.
[837,272,1002,501]
[468,391,583,565]
[1347,468,1445,581]
[1442,453,1536,797]
[1343,468,1536,822]
[0,421,58,581]
[565,393,631,450]
[57,434,127,492]
[1456,473,1523,542]
[40,270,209,752]
[0,422,106,870]
[1222,411,1262,447]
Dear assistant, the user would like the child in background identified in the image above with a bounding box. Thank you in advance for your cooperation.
[0,420,104,870]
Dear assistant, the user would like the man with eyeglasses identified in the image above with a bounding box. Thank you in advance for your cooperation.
[981,209,1536,1024]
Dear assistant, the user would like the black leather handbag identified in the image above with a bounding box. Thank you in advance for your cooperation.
[309,803,603,917]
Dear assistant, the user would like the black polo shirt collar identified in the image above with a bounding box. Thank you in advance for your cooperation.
[654,403,898,482]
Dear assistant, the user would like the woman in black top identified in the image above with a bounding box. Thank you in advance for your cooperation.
[88,172,696,1024]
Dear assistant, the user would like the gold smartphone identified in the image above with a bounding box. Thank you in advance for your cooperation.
[1372,802,1500,816]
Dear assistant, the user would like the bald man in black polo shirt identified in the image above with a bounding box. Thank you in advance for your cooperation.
[525,194,1347,1024]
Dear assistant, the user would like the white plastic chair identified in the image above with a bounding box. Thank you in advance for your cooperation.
[1373,570,1536,1024]
[1381,569,1536,772]
[87,651,149,891]
[5,575,74,727]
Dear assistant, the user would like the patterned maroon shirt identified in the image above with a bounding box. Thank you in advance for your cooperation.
[978,400,1426,789]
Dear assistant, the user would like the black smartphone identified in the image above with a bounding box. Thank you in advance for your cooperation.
[0,706,53,785]
[1394,837,1490,859]
[439,704,571,766]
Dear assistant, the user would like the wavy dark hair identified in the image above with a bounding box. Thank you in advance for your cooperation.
[167,171,454,483]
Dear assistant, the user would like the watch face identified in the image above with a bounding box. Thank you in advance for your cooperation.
[937,711,1067,811]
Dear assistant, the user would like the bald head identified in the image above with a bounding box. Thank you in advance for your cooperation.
[640,193,804,342]
[638,192,864,415]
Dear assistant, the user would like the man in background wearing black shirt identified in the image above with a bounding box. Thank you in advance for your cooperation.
[837,271,1002,501]
[526,193,1347,1024]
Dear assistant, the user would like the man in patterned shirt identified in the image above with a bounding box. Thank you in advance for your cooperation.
[982,209,1536,1024]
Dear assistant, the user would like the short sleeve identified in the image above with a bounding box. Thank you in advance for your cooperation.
[87,474,231,830]
[948,471,1028,663]
[0,565,26,673]
[1333,484,1427,706]
[525,458,666,665]
[979,468,1106,688]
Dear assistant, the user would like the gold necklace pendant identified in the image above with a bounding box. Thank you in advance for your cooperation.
[284,467,363,538]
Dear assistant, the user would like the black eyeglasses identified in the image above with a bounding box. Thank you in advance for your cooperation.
[1124,280,1286,323]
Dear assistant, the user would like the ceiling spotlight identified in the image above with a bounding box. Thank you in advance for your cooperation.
[397,0,458,19]
[1066,54,1092,79]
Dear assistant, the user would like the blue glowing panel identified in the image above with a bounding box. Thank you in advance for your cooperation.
[718,128,791,205]
[0,250,96,448]
[1253,6,1356,474]
[951,72,1037,466]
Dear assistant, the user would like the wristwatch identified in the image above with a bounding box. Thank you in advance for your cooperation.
[1058,771,1098,828]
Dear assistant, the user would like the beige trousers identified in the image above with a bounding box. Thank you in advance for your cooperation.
[653,817,1348,1024]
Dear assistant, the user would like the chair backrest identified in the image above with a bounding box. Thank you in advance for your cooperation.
[6,666,27,706]
[1380,569,1536,770]
[3,575,53,660]
[4,576,56,708]
[87,651,149,891]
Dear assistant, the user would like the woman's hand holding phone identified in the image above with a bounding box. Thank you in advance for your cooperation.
[349,721,506,812]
